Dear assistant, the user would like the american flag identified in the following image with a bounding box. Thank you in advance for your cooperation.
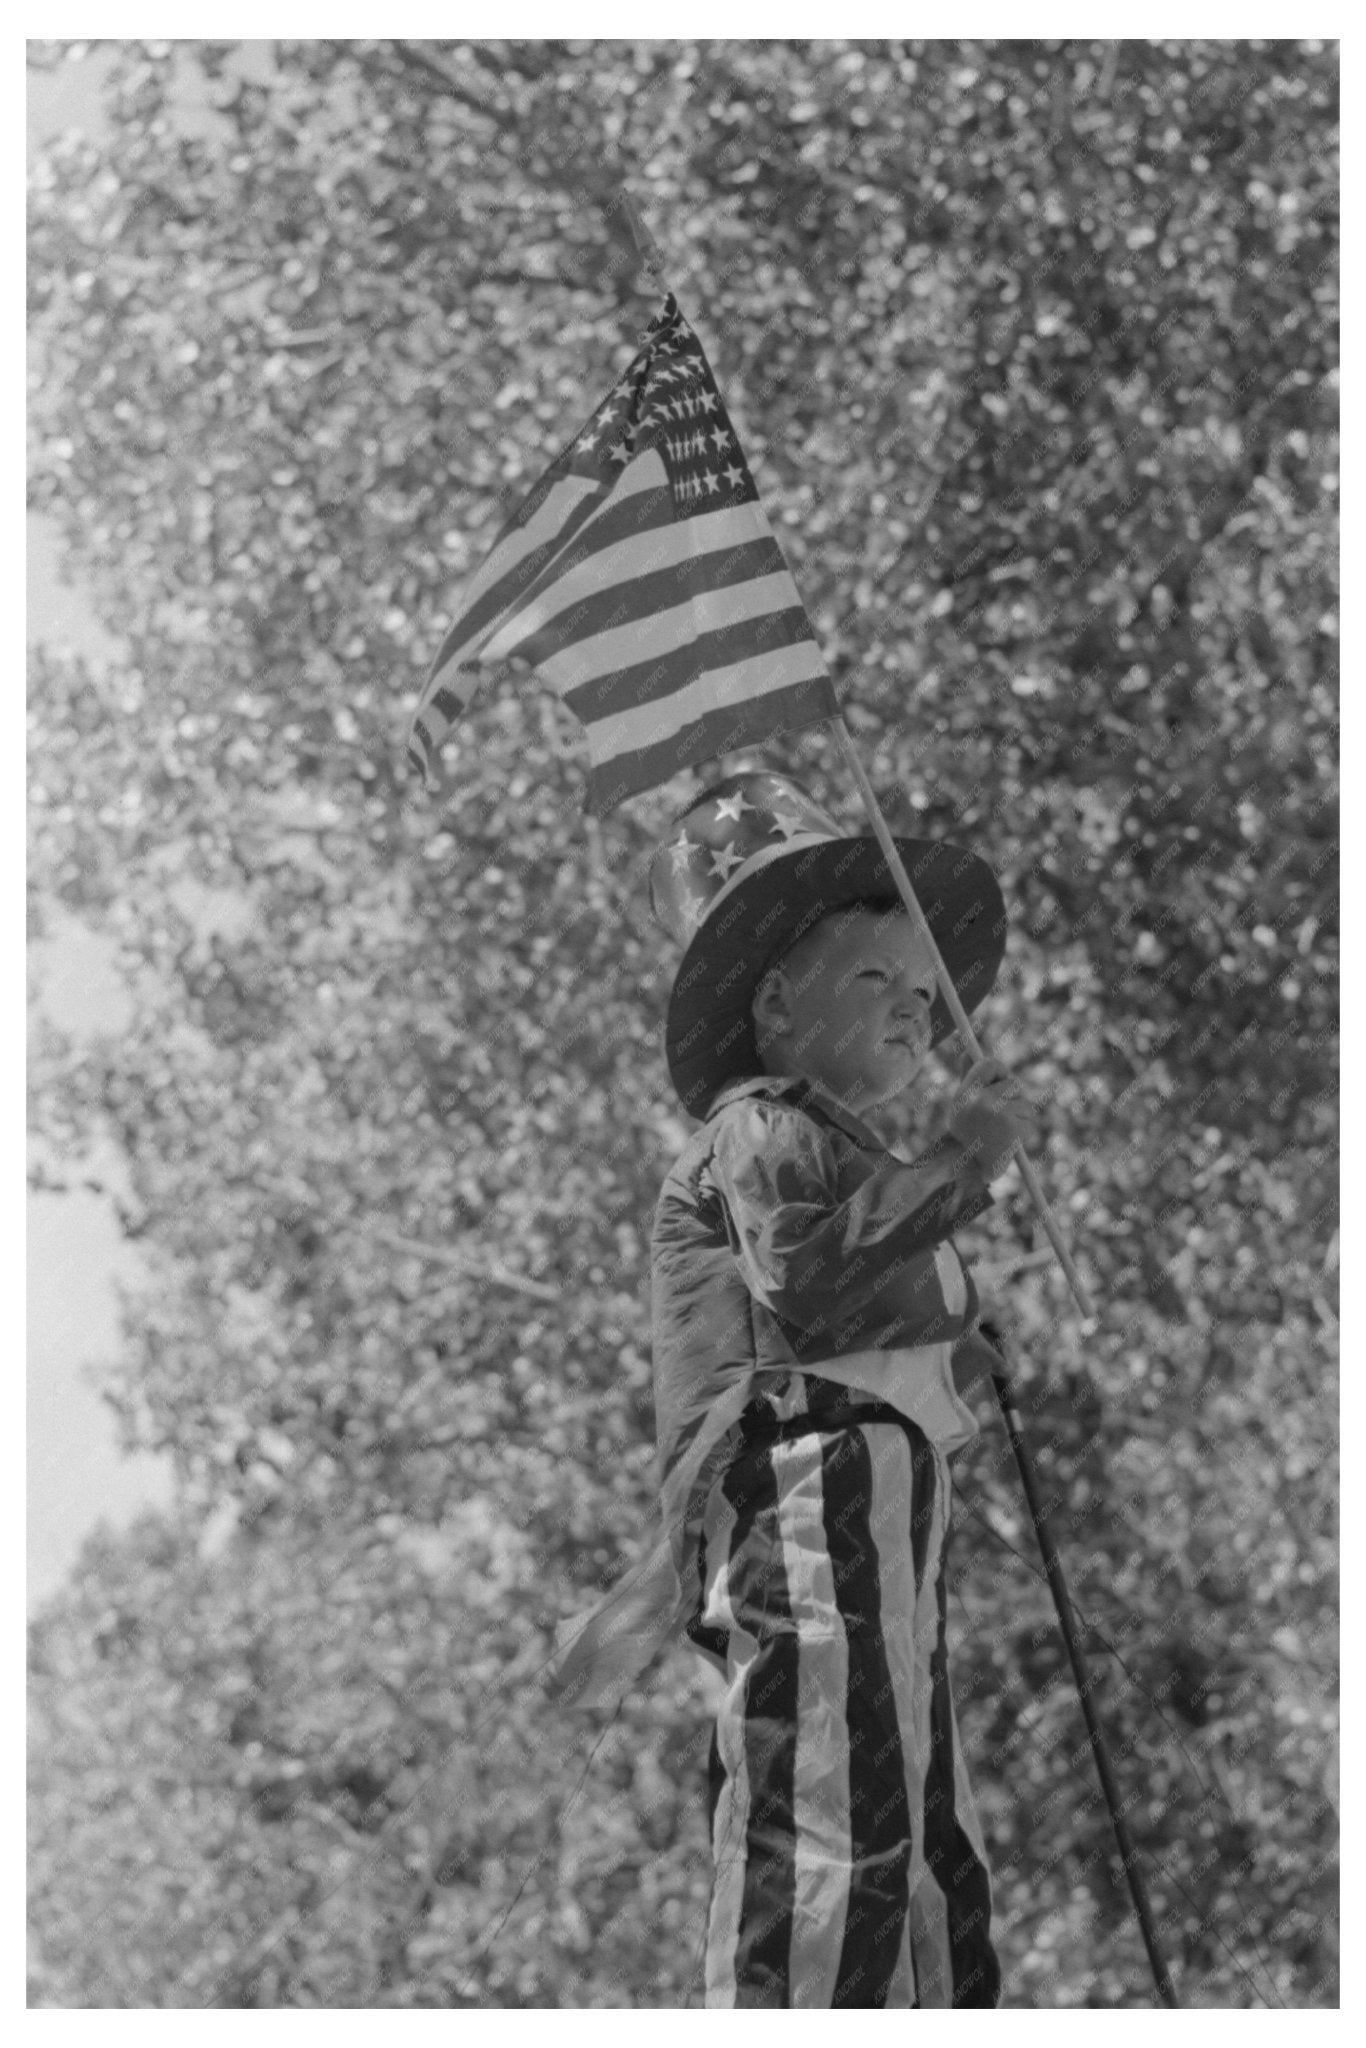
[406,294,841,814]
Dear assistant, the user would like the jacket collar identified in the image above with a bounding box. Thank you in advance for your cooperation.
[704,1070,887,1153]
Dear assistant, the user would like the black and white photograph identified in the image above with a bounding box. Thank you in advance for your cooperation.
[27,30,1339,2010]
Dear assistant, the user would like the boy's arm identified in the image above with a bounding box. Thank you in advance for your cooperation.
[706,1098,997,1333]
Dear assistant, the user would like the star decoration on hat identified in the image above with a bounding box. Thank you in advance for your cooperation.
[647,772,862,961]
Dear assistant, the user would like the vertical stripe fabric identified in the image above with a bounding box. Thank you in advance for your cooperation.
[697,1394,999,2009]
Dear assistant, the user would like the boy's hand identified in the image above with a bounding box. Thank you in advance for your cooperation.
[949,1058,1039,1183]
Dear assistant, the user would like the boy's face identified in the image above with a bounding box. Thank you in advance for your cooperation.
[752,907,942,1116]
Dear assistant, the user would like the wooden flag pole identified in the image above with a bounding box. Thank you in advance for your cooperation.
[829,714,1097,1321]
[618,188,666,285]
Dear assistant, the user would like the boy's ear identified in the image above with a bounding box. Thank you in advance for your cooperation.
[752,966,790,1033]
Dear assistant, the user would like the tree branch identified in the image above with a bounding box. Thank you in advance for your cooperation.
[368,1226,558,1301]
[386,41,517,132]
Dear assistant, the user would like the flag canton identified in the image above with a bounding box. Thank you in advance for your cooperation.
[407,287,839,815]
[564,295,760,517]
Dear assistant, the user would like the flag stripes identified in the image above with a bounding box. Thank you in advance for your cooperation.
[424,474,605,699]
[488,510,790,664]
[562,596,819,722]
[582,643,829,763]
[478,457,677,658]
[406,294,841,811]
[583,669,834,819]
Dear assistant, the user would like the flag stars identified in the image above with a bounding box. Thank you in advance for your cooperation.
[408,294,830,809]
[715,790,756,824]
[708,840,745,880]
[667,830,697,873]
[769,809,807,841]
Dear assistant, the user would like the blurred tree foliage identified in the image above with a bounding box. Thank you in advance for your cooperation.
[28,37,1336,2008]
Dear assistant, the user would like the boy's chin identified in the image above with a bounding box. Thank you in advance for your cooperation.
[876,1044,929,1085]
[857,1059,927,1107]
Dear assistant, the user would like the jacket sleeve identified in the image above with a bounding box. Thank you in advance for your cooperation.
[704,1097,995,1337]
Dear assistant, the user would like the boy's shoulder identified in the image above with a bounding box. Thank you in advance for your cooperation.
[653,1073,819,1231]
[705,1072,812,1121]
[656,1073,839,1199]
[695,1071,834,1154]
[705,1072,888,1155]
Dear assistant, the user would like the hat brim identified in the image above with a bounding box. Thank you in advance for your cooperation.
[664,836,1007,1118]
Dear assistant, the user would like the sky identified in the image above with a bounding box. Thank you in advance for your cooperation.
[28,46,289,1609]
[27,542,177,1605]
[27,605,176,1603]
[28,51,163,1609]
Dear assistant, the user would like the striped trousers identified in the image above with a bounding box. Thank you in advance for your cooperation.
[690,1385,1000,2009]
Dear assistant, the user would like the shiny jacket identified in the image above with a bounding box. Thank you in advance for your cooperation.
[546,1068,999,1709]
[650,1069,996,1489]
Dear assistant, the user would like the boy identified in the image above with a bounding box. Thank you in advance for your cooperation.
[547,768,1033,2009]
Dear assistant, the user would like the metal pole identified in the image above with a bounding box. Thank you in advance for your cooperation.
[983,1328,1180,2007]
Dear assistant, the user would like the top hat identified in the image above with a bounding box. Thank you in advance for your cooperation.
[648,770,1007,1118]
